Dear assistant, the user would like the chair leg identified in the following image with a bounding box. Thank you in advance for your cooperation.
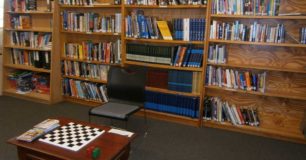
[143,107,148,137]
[88,114,91,123]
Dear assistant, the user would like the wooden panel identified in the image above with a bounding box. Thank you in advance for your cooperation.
[279,0,306,14]
[225,45,306,73]
[266,72,306,98]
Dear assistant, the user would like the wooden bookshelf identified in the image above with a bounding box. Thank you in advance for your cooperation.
[125,37,205,44]
[145,86,201,97]
[58,0,122,105]
[202,0,306,143]
[124,5,207,9]
[2,0,62,104]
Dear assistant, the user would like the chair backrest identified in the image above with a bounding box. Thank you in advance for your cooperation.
[107,66,147,105]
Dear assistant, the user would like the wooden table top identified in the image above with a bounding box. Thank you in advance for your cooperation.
[7,117,136,160]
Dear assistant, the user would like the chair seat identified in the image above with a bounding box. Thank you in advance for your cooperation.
[90,102,140,120]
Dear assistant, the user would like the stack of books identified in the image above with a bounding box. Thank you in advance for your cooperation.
[17,119,60,142]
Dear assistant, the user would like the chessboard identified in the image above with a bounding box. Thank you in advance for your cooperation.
[39,122,105,151]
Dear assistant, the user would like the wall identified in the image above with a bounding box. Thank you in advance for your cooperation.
[0,28,3,95]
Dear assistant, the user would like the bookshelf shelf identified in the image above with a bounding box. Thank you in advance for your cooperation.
[145,86,201,97]
[202,120,306,143]
[125,60,203,72]
[4,46,52,51]
[125,38,205,45]
[137,109,199,127]
[6,11,53,15]
[61,30,121,36]
[205,86,306,101]
[4,64,51,73]
[63,96,104,107]
[209,40,306,48]
[62,75,107,84]
[59,4,121,8]
[210,14,306,20]
[124,5,207,9]
[5,28,52,32]
[61,57,120,66]
[206,62,306,74]
[4,88,51,102]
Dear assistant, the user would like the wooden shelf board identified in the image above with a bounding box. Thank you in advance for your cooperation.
[62,75,107,84]
[4,64,51,73]
[59,4,121,8]
[4,28,52,32]
[61,57,121,66]
[209,39,306,48]
[4,88,50,102]
[202,120,306,144]
[124,5,207,9]
[145,86,200,97]
[210,14,306,20]
[207,62,306,74]
[6,11,53,14]
[125,60,202,71]
[61,30,121,36]
[63,96,104,107]
[4,45,52,51]
[136,109,200,127]
[205,86,306,101]
[125,38,205,44]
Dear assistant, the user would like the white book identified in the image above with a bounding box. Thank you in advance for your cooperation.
[232,105,242,125]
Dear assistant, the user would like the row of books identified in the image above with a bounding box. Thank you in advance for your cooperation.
[11,32,52,49]
[146,69,201,93]
[301,27,306,44]
[11,49,51,69]
[124,0,207,5]
[203,97,260,126]
[62,60,109,81]
[207,44,227,64]
[211,0,280,16]
[173,18,206,41]
[17,119,60,142]
[62,11,121,33]
[60,0,95,5]
[145,91,199,118]
[125,10,206,41]
[126,43,203,67]
[8,71,50,94]
[210,20,285,43]
[62,78,108,102]
[64,40,121,63]
[206,66,266,92]
[10,15,31,29]
[9,0,53,12]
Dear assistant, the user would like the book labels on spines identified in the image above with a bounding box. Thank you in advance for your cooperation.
[62,11,121,33]
[62,78,108,102]
[203,97,260,127]
[124,0,207,5]
[64,40,121,64]
[210,20,285,43]
[211,0,280,16]
[62,61,109,81]
[126,43,204,68]
[10,49,51,69]
[206,66,266,93]
[145,91,200,118]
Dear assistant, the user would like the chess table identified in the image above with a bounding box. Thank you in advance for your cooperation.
[7,117,136,160]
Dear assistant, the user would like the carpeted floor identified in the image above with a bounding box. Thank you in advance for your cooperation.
[0,96,305,160]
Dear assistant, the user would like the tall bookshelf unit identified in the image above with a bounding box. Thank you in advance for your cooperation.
[2,0,62,104]
[58,0,122,106]
[202,0,306,143]
[122,2,208,126]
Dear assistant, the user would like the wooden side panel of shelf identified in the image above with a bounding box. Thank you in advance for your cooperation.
[205,89,306,143]
[50,1,63,103]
